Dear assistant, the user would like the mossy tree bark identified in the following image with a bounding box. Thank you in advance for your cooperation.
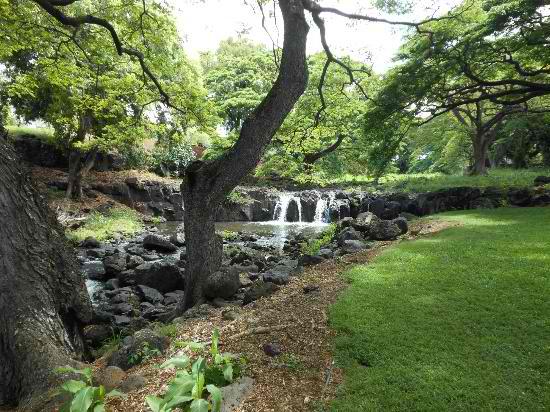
[0,128,93,408]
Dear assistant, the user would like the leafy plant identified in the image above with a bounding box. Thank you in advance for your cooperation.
[55,366,124,412]
[146,329,237,412]
[302,223,337,255]
[218,230,239,241]
[154,322,179,339]
[128,342,161,366]
[226,189,253,205]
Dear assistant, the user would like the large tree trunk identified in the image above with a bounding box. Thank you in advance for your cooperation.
[0,133,93,408]
[470,132,490,176]
[66,149,97,200]
[173,0,309,314]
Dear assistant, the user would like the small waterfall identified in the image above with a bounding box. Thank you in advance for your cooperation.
[273,193,302,222]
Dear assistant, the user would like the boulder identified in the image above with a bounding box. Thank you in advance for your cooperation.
[142,234,177,253]
[107,328,169,371]
[353,212,401,240]
[337,227,364,246]
[169,232,186,247]
[119,374,147,393]
[164,290,185,306]
[534,176,550,186]
[95,366,126,392]
[136,285,164,305]
[341,240,369,254]
[393,217,409,235]
[82,261,107,281]
[83,324,113,347]
[81,236,102,249]
[298,254,325,267]
[127,255,145,269]
[204,267,240,299]
[134,261,183,293]
[103,253,127,276]
[243,281,279,305]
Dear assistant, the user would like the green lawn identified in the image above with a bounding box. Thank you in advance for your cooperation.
[322,168,550,192]
[330,208,550,411]
[6,125,55,143]
[67,207,144,243]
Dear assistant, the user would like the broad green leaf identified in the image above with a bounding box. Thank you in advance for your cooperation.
[93,403,105,412]
[61,380,87,394]
[70,387,95,412]
[106,389,125,399]
[145,395,164,412]
[189,399,209,412]
[192,372,205,400]
[165,395,194,409]
[161,356,190,370]
[223,363,233,383]
[210,328,220,357]
[206,384,223,412]
[182,341,206,352]
[192,357,206,376]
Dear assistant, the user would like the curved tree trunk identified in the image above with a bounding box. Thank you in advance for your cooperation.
[470,134,490,175]
[173,0,310,313]
[0,133,93,408]
[66,149,97,200]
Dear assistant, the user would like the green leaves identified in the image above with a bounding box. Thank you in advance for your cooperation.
[160,355,191,370]
[206,384,222,412]
[189,399,209,412]
[70,387,95,412]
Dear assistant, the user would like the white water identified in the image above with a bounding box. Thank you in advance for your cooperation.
[273,193,303,222]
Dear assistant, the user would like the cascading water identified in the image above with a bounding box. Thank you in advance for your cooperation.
[273,193,303,222]
[313,191,337,223]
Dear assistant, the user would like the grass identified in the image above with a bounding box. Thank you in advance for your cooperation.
[330,207,550,411]
[67,207,144,243]
[322,168,550,193]
[6,125,56,144]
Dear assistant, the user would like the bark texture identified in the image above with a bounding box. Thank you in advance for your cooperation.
[0,133,93,408]
[175,0,310,313]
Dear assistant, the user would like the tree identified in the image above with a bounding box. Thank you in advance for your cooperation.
[19,0,454,316]
[0,116,94,407]
[1,0,210,199]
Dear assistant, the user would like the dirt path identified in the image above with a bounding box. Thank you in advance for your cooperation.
[108,218,458,412]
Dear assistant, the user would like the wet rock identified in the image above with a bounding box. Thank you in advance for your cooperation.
[117,269,137,287]
[127,255,145,269]
[82,236,102,249]
[86,248,106,259]
[134,261,184,293]
[243,281,279,304]
[204,267,240,299]
[136,285,164,305]
[105,278,120,291]
[83,261,107,281]
[107,328,169,371]
[104,253,127,276]
[143,234,177,253]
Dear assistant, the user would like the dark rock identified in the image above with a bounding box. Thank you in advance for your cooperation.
[136,285,164,305]
[117,270,136,287]
[164,290,185,306]
[285,198,301,222]
[393,217,409,235]
[95,366,126,392]
[204,267,240,299]
[104,253,127,276]
[230,251,251,265]
[318,248,334,259]
[134,261,184,293]
[508,188,534,206]
[143,234,177,253]
[107,329,169,371]
[243,281,279,304]
[81,236,102,249]
[262,343,282,357]
[105,278,120,291]
[354,212,401,240]
[92,309,114,324]
[534,176,550,186]
[341,240,369,254]
[111,303,135,315]
[83,324,113,347]
[298,254,325,267]
[83,261,107,281]
[338,217,354,228]
[337,227,363,246]
[303,284,320,294]
[86,248,106,259]
[119,374,147,393]
[127,255,145,269]
[169,232,186,247]
[141,305,168,321]
[179,248,187,261]
[211,298,232,308]
[113,315,132,328]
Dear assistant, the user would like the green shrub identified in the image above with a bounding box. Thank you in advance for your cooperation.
[146,329,238,412]
[302,224,337,255]
[151,140,194,177]
[67,207,144,243]
[128,342,162,366]
[226,189,253,205]
[55,366,124,412]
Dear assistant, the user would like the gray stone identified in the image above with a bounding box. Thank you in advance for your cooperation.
[204,268,240,299]
[95,366,126,392]
[83,261,107,281]
[393,217,409,235]
[337,227,363,246]
[169,232,186,247]
[127,255,145,269]
[298,254,325,267]
[107,328,169,371]
[164,290,185,306]
[220,377,255,412]
[119,374,147,393]
[136,285,164,305]
[134,261,183,293]
[82,236,102,249]
[143,234,177,253]
[243,281,279,304]
[341,240,369,254]
[104,253,127,276]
